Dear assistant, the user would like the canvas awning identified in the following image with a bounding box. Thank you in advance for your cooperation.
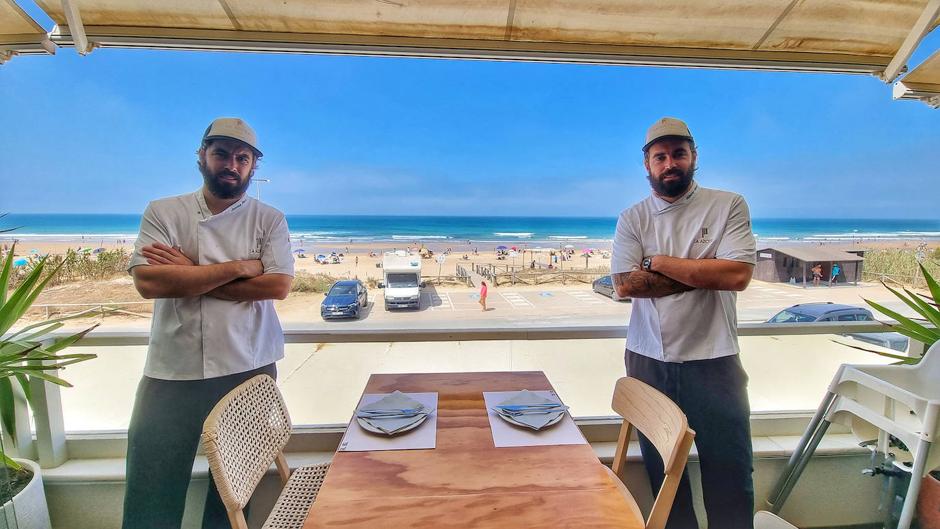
[0,0,54,63]
[15,0,938,79]
[894,49,940,107]
[759,246,865,263]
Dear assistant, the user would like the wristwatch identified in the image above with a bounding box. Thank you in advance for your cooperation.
[641,256,653,272]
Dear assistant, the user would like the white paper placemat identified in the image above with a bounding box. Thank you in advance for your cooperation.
[484,390,587,448]
[339,392,438,452]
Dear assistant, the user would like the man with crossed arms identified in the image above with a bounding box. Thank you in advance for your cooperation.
[612,117,756,528]
[123,118,292,528]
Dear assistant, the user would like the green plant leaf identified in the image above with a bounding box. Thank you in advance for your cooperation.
[863,298,939,345]
[43,324,99,354]
[15,370,71,387]
[883,280,939,326]
[903,287,940,329]
[0,258,47,335]
[0,377,16,442]
[3,307,102,342]
[0,242,14,306]
[13,373,31,406]
[922,263,940,305]
[2,257,68,334]
[831,339,920,364]
[1,452,22,471]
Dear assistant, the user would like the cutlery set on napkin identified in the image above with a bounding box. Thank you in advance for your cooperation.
[491,390,569,431]
[355,390,432,435]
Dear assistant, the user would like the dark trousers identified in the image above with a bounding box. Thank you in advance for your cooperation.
[626,350,754,529]
[122,363,277,529]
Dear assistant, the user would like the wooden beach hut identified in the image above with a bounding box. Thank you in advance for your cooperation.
[754,246,865,287]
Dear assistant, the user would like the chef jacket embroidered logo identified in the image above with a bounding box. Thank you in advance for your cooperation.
[693,227,712,245]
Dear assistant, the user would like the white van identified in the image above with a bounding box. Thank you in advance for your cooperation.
[381,251,422,310]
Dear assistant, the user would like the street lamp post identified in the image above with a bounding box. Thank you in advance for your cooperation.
[254,178,271,200]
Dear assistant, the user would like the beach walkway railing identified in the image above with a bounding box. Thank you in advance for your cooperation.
[30,301,152,319]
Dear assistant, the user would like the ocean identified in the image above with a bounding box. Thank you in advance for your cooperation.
[2,214,939,244]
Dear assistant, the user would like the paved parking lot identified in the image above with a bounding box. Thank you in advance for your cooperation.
[294,279,911,329]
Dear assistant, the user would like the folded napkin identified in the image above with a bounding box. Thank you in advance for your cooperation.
[493,390,569,431]
[356,391,431,435]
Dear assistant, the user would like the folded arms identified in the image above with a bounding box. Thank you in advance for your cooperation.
[612,256,752,299]
[132,243,291,301]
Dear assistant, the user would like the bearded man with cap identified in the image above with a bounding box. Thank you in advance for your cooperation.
[122,118,293,528]
[611,117,756,529]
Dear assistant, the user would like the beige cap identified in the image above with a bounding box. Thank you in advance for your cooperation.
[643,117,693,152]
[202,117,262,156]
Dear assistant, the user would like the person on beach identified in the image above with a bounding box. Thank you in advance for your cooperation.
[611,117,756,529]
[479,280,488,311]
[830,262,841,285]
[812,263,823,287]
[123,118,293,529]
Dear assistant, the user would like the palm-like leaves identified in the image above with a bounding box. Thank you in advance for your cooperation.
[1,243,97,469]
[860,263,939,364]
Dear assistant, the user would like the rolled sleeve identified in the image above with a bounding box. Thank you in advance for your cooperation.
[261,215,294,277]
[716,195,756,265]
[128,204,170,272]
[611,211,643,274]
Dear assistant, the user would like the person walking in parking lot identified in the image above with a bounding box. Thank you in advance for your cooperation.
[611,117,756,529]
[122,118,293,529]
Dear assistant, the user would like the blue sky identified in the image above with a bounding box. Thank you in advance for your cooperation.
[1,8,938,219]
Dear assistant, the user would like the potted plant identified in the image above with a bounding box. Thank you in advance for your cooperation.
[1,243,97,527]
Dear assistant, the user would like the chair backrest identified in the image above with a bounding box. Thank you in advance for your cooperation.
[201,374,292,512]
[916,340,940,384]
[610,376,696,529]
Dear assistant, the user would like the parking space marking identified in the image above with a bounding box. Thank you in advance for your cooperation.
[425,292,454,311]
[499,292,534,308]
[568,291,606,305]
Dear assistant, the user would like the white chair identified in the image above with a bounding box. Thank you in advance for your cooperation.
[755,510,798,529]
[605,376,696,529]
[201,374,331,529]
[767,341,940,529]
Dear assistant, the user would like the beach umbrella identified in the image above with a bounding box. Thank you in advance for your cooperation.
[582,249,591,254]
[93,247,106,254]
[29,248,39,254]
[510,246,518,251]
[293,248,306,253]
[496,245,508,250]
[13,258,27,267]
[563,244,574,249]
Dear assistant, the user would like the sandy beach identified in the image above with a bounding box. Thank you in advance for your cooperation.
[1,233,933,331]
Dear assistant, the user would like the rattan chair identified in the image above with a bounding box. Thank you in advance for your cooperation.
[605,376,696,529]
[201,374,331,529]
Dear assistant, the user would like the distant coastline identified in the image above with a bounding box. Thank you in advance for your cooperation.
[1,214,939,245]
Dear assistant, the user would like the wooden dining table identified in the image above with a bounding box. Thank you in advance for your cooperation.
[304,371,643,528]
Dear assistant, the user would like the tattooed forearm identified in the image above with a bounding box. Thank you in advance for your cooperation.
[611,271,694,299]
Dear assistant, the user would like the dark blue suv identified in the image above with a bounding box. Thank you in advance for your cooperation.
[321,280,368,320]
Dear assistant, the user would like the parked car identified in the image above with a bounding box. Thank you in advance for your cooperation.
[592,275,630,302]
[321,280,368,320]
[766,302,909,352]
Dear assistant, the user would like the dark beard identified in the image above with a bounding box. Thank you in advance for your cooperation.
[647,165,695,198]
[199,162,251,199]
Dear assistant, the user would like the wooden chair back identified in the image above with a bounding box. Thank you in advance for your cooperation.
[609,376,696,529]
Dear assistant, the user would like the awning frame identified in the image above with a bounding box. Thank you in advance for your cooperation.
[48,24,892,75]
